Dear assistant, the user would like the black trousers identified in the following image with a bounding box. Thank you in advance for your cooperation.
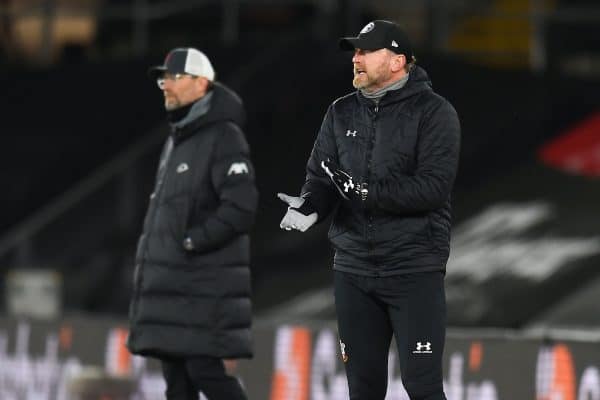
[334,270,447,400]
[160,356,247,400]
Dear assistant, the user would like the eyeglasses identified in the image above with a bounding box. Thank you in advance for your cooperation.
[156,73,197,89]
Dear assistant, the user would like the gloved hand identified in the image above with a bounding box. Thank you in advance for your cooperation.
[321,159,368,203]
[278,193,318,232]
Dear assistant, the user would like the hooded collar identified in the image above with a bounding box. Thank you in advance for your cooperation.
[170,82,246,144]
[360,73,409,101]
[168,91,213,129]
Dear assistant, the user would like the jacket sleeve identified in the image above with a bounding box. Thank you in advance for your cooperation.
[186,123,259,252]
[301,105,340,221]
[367,99,460,213]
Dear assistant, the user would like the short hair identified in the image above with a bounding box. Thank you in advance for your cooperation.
[405,55,417,72]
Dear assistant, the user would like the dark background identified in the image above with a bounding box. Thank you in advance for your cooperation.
[1,0,599,329]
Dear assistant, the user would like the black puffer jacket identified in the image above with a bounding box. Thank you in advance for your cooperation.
[128,83,258,359]
[302,66,460,276]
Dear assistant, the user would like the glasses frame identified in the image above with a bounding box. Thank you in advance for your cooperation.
[156,73,197,89]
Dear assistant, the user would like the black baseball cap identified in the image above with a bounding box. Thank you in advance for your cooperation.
[339,20,414,59]
[148,47,215,80]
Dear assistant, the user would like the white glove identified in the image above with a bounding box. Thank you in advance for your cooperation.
[278,193,318,232]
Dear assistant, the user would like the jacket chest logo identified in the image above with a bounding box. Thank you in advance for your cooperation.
[228,162,249,175]
[346,129,357,137]
[177,163,189,173]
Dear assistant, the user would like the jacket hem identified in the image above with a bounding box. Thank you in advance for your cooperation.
[333,264,445,277]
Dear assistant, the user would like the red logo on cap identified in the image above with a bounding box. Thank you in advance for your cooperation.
[164,51,174,65]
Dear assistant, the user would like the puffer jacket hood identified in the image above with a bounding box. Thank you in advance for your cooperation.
[172,82,246,143]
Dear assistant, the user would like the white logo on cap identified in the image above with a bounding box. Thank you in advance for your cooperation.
[360,22,375,34]
[391,40,399,48]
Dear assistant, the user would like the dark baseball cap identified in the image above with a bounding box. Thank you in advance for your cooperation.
[339,20,414,59]
[148,47,215,80]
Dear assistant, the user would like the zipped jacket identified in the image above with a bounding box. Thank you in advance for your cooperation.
[302,66,460,276]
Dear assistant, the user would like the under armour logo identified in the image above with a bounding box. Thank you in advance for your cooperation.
[227,162,249,176]
[413,341,433,354]
[346,130,357,137]
[177,163,189,173]
[343,179,355,193]
[391,40,399,48]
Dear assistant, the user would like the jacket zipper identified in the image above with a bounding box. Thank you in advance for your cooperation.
[365,105,378,255]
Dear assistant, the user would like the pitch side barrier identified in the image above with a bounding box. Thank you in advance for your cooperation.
[0,316,598,399]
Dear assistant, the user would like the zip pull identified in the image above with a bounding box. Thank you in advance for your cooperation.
[370,105,379,119]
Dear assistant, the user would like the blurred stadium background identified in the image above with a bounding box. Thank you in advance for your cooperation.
[0,0,599,399]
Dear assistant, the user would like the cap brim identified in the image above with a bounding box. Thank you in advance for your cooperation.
[339,37,360,51]
[147,66,167,79]
[339,37,381,51]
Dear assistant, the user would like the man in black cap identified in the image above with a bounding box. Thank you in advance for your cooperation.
[127,47,258,400]
[279,20,460,399]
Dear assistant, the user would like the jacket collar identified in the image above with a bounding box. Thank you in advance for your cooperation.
[356,65,433,108]
[170,82,246,144]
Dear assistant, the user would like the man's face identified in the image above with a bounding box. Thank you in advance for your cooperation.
[351,48,396,93]
[157,72,204,110]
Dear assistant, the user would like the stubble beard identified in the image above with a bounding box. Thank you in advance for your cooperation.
[352,73,372,90]
[164,97,181,111]
[352,70,381,93]
[353,62,391,93]
[353,72,379,93]
[352,74,367,90]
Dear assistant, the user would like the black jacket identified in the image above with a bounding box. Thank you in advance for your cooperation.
[302,66,460,276]
[128,83,258,359]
